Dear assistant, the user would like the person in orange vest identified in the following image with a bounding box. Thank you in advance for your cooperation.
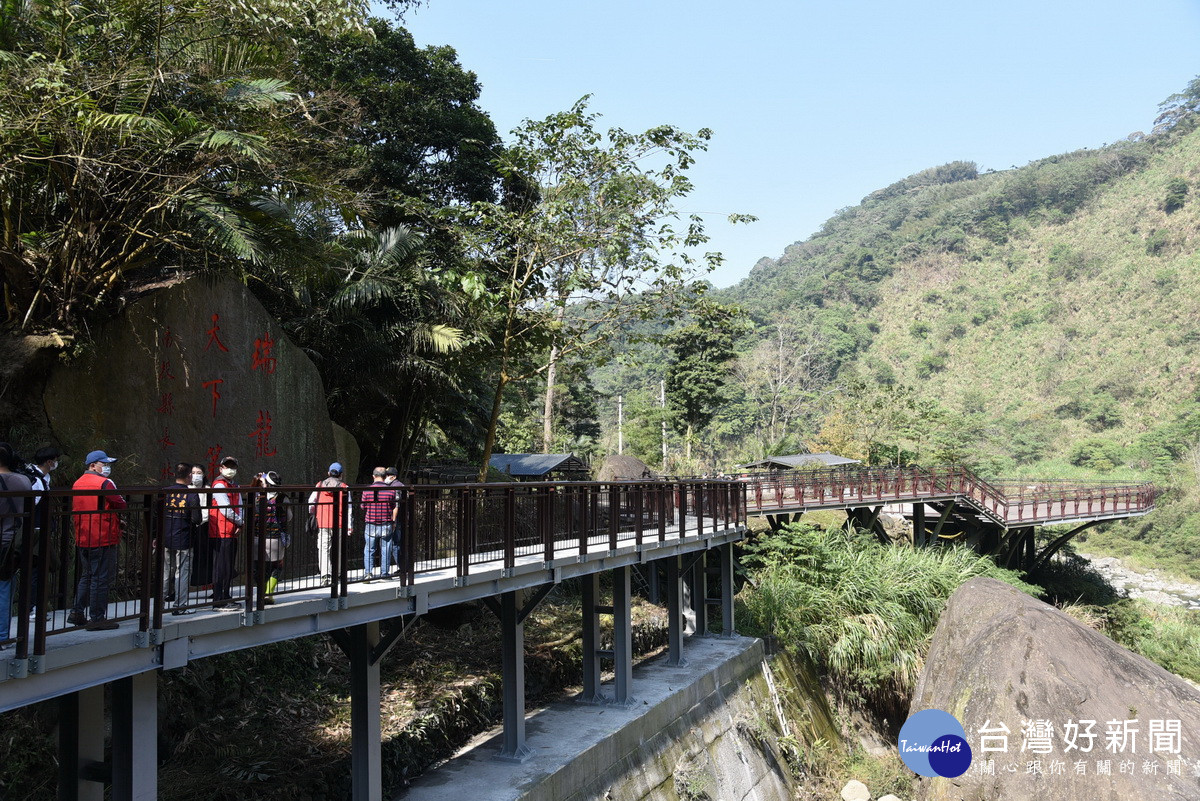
[307,462,350,586]
[209,456,243,609]
[69,450,127,630]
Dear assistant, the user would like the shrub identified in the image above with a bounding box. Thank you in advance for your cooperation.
[1069,437,1123,471]
[1164,177,1188,213]
[1146,228,1169,256]
[738,524,1034,712]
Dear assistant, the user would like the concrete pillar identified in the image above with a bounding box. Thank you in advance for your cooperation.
[691,552,708,636]
[612,566,633,704]
[718,543,735,637]
[111,672,157,801]
[665,556,686,666]
[346,623,383,801]
[58,685,105,801]
[647,560,661,605]
[580,573,603,704]
[913,503,926,548]
[498,590,531,762]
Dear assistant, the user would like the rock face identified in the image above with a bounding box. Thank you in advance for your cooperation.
[912,577,1200,800]
[43,278,355,485]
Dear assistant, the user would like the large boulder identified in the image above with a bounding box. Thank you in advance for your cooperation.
[43,278,355,485]
[912,577,1200,800]
[595,454,658,482]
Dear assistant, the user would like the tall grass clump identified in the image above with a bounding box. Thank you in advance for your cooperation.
[738,523,1036,717]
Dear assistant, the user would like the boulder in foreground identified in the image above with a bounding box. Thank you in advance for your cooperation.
[912,576,1200,800]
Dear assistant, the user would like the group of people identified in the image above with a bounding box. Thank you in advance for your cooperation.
[0,444,406,639]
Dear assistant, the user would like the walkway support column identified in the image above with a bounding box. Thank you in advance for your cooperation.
[612,565,633,704]
[718,542,735,637]
[691,551,709,636]
[480,584,552,762]
[58,685,104,801]
[665,555,686,666]
[580,573,603,704]
[330,616,420,801]
[499,590,530,761]
[912,503,926,548]
[112,672,157,801]
[347,622,382,801]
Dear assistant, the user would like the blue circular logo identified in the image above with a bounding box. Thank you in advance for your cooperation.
[897,709,973,777]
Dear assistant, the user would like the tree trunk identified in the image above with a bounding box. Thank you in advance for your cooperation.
[479,373,508,483]
[541,343,558,453]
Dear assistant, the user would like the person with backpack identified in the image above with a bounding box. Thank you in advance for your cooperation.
[70,450,127,630]
[308,462,350,586]
[250,471,291,604]
[0,443,34,646]
[159,462,201,615]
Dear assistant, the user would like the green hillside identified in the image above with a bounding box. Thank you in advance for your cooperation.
[598,87,1200,577]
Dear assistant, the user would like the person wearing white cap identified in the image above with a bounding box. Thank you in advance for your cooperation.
[308,462,349,586]
[69,449,127,630]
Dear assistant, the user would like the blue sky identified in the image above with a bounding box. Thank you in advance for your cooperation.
[397,0,1200,288]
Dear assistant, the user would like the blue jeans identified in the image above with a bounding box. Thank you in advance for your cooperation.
[363,523,393,576]
[73,546,117,621]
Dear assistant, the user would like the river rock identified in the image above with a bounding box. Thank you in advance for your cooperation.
[912,577,1200,800]
[840,779,871,800]
[877,796,904,801]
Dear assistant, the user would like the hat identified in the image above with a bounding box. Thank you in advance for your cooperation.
[85,450,117,465]
[263,471,280,486]
[329,462,343,475]
[384,466,399,476]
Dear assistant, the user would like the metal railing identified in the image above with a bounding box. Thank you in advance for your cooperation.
[0,479,745,659]
[737,465,1158,525]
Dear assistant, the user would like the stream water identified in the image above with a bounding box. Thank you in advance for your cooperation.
[1077,552,1200,609]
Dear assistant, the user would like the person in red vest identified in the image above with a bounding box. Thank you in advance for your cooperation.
[69,450,127,630]
[209,456,243,609]
[307,462,349,586]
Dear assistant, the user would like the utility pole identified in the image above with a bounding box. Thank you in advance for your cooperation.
[617,395,624,455]
[660,379,667,470]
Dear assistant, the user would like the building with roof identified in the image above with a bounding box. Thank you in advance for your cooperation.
[732,452,861,471]
[488,453,591,481]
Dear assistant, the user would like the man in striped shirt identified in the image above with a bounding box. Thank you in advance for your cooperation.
[361,467,396,581]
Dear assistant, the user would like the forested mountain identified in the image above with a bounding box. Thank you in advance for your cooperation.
[605,91,1198,474]
[593,81,1200,572]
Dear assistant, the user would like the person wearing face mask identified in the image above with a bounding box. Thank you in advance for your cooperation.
[189,464,213,588]
[250,471,291,604]
[159,462,201,615]
[209,456,243,609]
[26,445,63,621]
[69,450,127,630]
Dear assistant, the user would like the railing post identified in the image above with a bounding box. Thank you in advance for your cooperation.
[140,493,153,633]
[634,484,645,546]
[153,491,167,632]
[608,483,619,551]
[455,487,469,579]
[402,487,415,585]
[658,483,667,542]
[504,486,516,570]
[679,483,688,539]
